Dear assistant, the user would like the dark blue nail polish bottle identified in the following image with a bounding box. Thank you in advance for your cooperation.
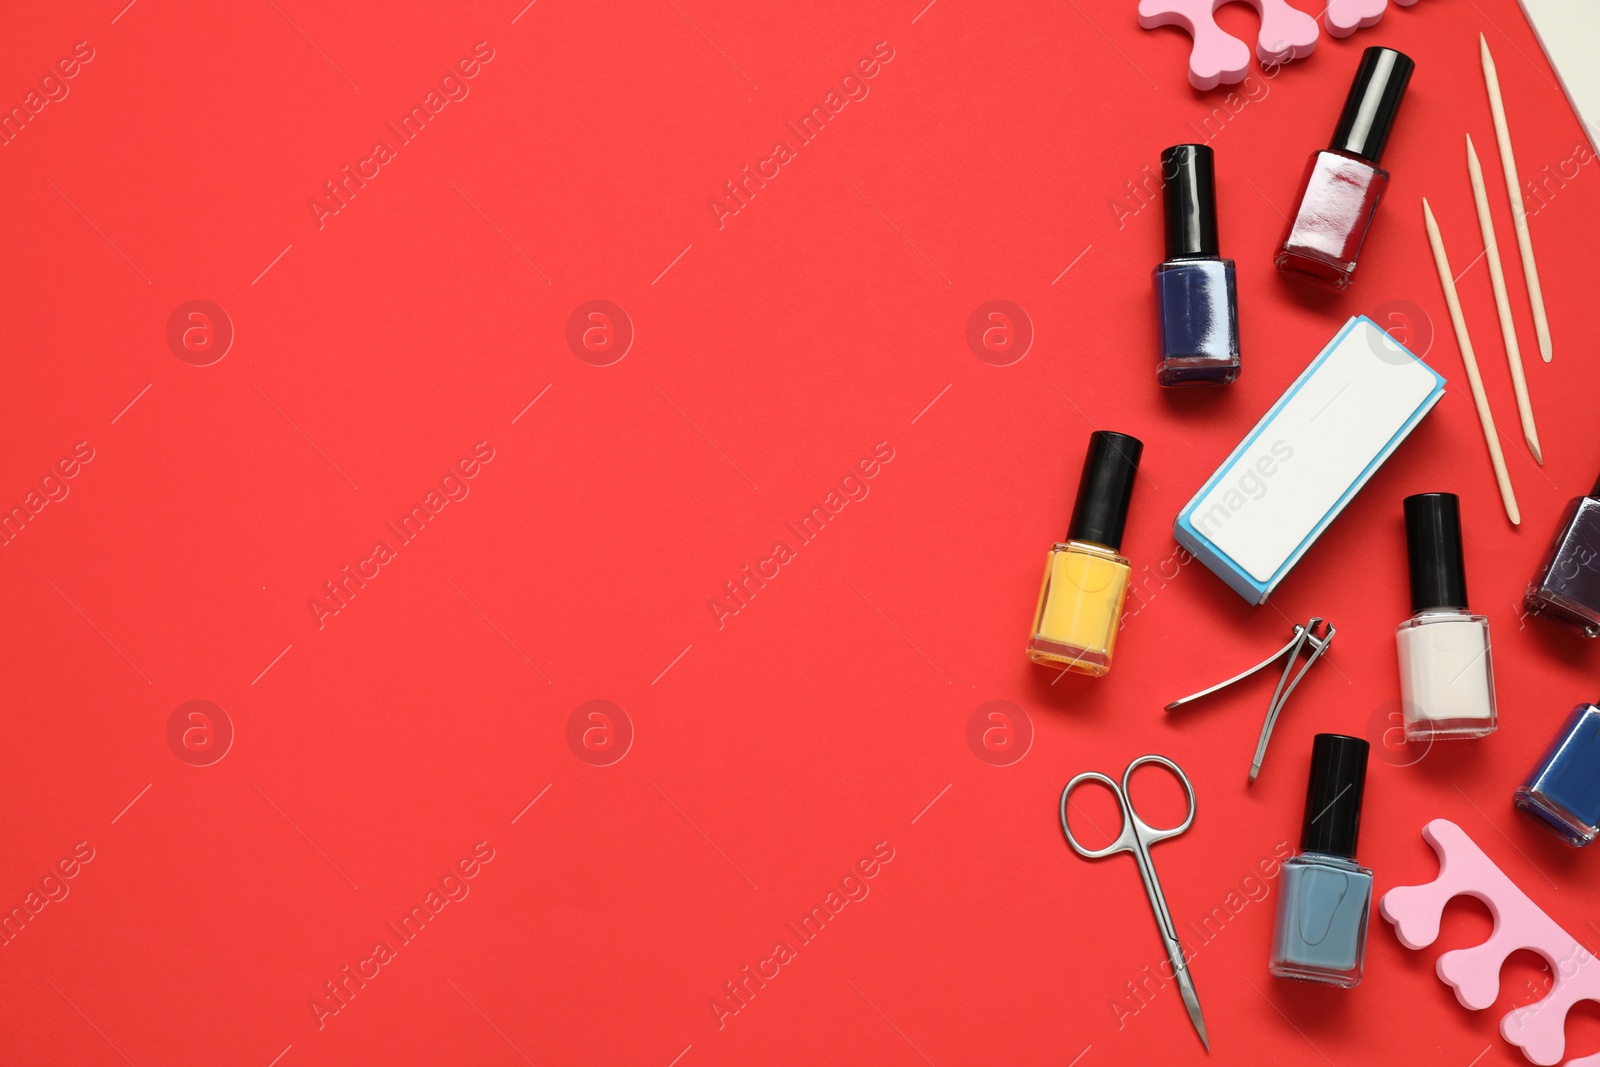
[1514,703,1600,846]
[1154,144,1240,387]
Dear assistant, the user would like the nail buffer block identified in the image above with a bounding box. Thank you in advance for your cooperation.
[1174,316,1446,604]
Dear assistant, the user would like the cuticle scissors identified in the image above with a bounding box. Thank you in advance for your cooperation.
[1060,754,1208,1052]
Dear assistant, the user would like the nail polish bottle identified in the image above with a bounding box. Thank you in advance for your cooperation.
[1524,475,1600,636]
[1276,47,1415,290]
[1154,144,1240,387]
[1514,703,1600,846]
[1270,734,1372,988]
[1396,493,1497,740]
[1027,431,1143,677]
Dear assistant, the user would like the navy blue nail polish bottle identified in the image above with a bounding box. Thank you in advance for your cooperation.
[1514,703,1600,846]
[1154,144,1240,387]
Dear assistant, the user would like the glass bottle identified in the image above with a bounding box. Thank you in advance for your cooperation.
[1524,476,1600,636]
[1514,703,1600,847]
[1396,493,1497,740]
[1276,47,1414,290]
[1027,431,1142,677]
[1271,734,1372,987]
[1154,144,1240,386]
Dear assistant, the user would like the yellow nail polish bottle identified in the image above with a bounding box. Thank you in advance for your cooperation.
[1027,431,1143,677]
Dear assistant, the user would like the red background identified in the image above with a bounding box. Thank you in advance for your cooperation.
[3,0,1599,1064]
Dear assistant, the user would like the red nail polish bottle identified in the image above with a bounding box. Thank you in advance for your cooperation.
[1276,47,1415,291]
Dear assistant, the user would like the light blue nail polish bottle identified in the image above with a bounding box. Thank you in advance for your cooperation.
[1270,734,1373,988]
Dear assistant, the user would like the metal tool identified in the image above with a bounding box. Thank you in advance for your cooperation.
[1060,755,1208,1052]
[1165,617,1335,783]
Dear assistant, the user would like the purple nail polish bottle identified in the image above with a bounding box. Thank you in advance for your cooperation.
[1524,474,1600,636]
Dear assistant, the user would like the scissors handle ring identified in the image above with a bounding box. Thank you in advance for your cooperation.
[1122,754,1197,845]
[1059,770,1132,859]
[1059,756,1196,860]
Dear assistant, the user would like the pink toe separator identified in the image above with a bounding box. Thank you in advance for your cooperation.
[1325,0,1424,39]
[1138,0,1424,89]
[1381,819,1600,1067]
[1136,0,1318,90]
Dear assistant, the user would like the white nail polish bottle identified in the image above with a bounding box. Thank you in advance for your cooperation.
[1396,493,1497,740]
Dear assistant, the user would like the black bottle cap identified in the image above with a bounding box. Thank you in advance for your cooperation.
[1589,470,1600,497]
[1160,144,1220,259]
[1066,431,1143,551]
[1405,492,1469,612]
[1330,47,1415,165]
[1299,734,1369,859]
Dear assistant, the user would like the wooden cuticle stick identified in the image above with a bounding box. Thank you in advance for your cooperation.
[1421,197,1520,525]
[1481,33,1553,363]
[1466,134,1543,465]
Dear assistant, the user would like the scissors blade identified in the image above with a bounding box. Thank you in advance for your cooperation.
[1130,840,1209,1052]
[1167,944,1209,1052]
